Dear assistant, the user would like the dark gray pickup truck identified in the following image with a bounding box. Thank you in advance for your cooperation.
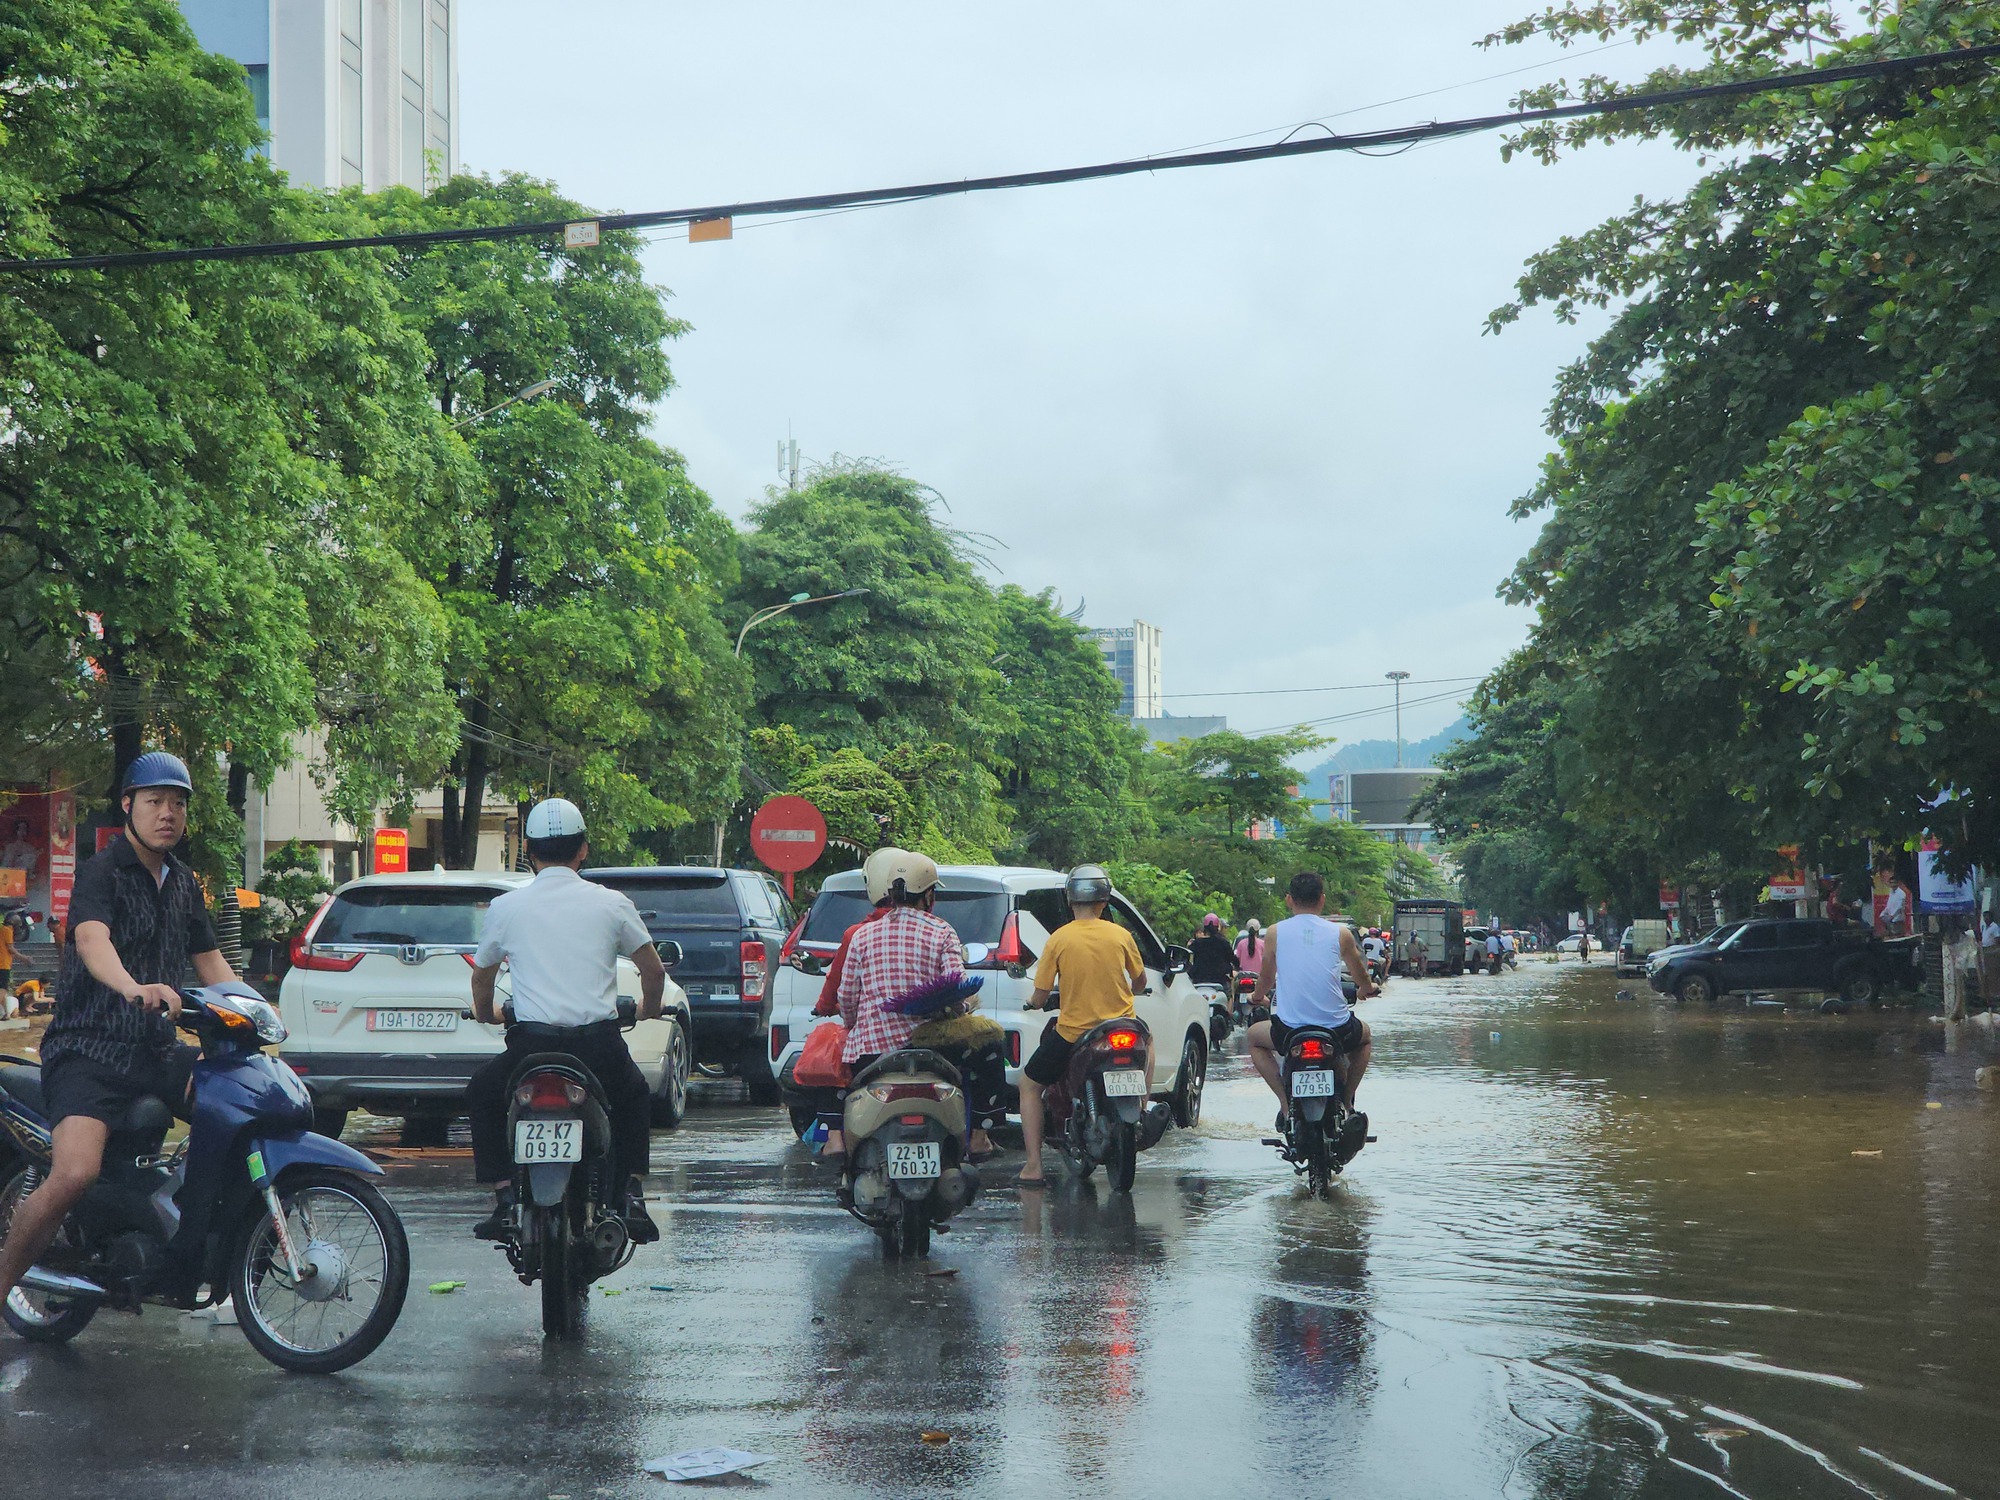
[1646,918,1916,1005]
[584,866,795,1103]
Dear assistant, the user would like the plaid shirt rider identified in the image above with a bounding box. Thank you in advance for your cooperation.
[836,906,963,1063]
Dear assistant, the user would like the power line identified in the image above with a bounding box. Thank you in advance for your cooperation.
[4,43,1993,276]
[1162,674,1483,700]
[1248,686,1469,737]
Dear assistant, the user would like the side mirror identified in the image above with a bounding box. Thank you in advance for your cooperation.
[800,953,827,976]
[656,940,684,971]
[964,942,992,965]
[1163,944,1192,977]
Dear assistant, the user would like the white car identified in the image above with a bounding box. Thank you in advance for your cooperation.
[276,870,693,1140]
[766,865,1212,1136]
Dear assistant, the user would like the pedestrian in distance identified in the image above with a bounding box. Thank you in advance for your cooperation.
[0,753,240,1310]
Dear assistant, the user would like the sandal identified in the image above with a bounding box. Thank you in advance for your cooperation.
[1014,1172,1048,1189]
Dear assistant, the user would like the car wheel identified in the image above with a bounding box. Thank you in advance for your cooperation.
[739,1041,782,1107]
[650,1016,690,1128]
[1675,973,1716,1005]
[1171,1032,1205,1129]
[1838,969,1880,1007]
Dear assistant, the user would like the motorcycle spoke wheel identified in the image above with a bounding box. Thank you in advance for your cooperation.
[0,1168,95,1344]
[539,1204,590,1340]
[1107,1123,1137,1193]
[234,1171,409,1373]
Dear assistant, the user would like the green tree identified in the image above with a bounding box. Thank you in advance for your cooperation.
[364,174,745,862]
[990,586,1149,866]
[1104,861,1233,944]
[1487,1,2000,873]
[732,461,1008,850]
[1160,727,1326,837]
[1285,818,1396,924]
[0,0,458,826]
[245,839,334,944]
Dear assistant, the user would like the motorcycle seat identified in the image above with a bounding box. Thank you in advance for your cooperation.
[0,1059,46,1116]
[850,1049,961,1090]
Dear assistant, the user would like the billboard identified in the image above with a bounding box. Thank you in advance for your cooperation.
[1343,768,1441,828]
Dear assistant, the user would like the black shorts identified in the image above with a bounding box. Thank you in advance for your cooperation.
[42,1046,196,1128]
[1269,1014,1366,1056]
[1022,1024,1076,1087]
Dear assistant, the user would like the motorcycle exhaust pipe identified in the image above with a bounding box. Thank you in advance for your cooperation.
[21,1266,108,1302]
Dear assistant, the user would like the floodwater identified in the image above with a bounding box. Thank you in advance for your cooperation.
[2,962,1995,1498]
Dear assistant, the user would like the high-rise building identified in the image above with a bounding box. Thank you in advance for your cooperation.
[178,0,458,193]
[1088,620,1163,719]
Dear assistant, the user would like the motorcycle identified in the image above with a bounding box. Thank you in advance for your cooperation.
[0,982,410,1373]
[1231,972,1264,1026]
[1196,983,1232,1049]
[1041,1016,1171,1193]
[838,1048,981,1259]
[490,994,658,1338]
[1262,1025,1372,1198]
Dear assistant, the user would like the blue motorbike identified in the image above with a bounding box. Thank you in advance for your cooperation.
[0,982,410,1373]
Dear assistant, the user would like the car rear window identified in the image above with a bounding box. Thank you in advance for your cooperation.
[801,888,1009,948]
[588,876,738,922]
[316,886,505,947]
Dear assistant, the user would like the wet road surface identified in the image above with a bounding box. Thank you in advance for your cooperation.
[4,962,1996,1498]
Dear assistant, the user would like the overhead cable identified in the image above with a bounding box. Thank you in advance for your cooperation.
[3,43,1995,275]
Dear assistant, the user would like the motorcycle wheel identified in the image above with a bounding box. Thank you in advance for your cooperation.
[1209,1012,1229,1050]
[232,1168,410,1374]
[1305,1122,1334,1199]
[900,1198,931,1259]
[1105,1122,1137,1193]
[0,1166,96,1345]
[538,1201,590,1340]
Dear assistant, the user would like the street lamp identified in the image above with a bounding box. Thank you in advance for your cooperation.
[452,378,560,429]
[734,588,869,656]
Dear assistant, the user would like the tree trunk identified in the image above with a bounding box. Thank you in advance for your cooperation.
[447,696,491,868]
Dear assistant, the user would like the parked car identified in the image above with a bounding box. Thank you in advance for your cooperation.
[1555,934,1584,954]
[1646,917,1916,1005]
[276,870,693,1140]
[582,866,794,1105]
[1463,926,1492,974]
[768,865,1212,1138]
[1616,919,1674,977]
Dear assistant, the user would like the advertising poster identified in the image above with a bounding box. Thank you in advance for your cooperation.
[1917,836,1977,914]
[0,786,50,921]
[47,790,76,925]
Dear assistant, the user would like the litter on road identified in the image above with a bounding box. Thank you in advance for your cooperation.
[427,1280,468,1294]
[643,1448,774,1483]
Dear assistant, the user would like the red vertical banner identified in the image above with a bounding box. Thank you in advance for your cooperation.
[47,790,76,925]
[373,828,409,876]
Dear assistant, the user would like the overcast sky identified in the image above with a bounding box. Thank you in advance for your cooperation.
[460,3,1701,749]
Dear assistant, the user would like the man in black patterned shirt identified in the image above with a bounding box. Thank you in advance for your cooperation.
[0,752,237,1311]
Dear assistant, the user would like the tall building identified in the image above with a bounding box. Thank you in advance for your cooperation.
[179,0,458,193]
[1089,621,1163,719]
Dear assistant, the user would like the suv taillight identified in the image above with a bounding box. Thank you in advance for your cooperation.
[778,915,812,971]
[288,899,364,972]
[741,939,767,1002]
[969,911,1023,969]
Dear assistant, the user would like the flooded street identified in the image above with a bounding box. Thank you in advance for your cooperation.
[4,962,1996,1498]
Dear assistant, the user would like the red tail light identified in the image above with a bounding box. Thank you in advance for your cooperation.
[866,1081,957,1104]
[515,1072,586,1109]
[1105,1028,1140,1051]
[970,912,1024,970]
[770,1024,790,1063]
[1006,1030,1021,1067]
[741,939,768,1002]
[288,901,364,972]
[1294,1037,1327,1061]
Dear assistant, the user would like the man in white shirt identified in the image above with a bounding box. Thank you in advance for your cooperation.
[1247,872,1377,1128]
[465,799,667,1242]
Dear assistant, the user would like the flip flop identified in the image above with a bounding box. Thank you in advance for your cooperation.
[968,1149,998,1164]
[1014,1172,1048,1189]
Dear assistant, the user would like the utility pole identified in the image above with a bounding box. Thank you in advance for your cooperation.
[776,423,799,493]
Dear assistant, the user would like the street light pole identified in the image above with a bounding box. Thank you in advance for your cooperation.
[1386,671,1411,767]
[716,587,870,862]
[451,378,559,429]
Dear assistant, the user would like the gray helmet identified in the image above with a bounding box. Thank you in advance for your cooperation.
[122,751,193,796]
[1065,864,1113,905]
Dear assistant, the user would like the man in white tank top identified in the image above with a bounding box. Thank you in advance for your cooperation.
[1246,871,1377,1121]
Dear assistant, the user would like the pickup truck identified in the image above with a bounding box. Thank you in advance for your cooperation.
[1645,918,1916,1005]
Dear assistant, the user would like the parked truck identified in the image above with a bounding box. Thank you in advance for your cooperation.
[1394,899,1464,977]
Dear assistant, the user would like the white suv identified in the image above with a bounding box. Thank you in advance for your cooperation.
[276,870,693,1140]
[766,865,1212,1135]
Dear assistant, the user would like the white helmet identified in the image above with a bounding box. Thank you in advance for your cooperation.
[863,846,909,904]
[886,850,941,899]
[525,797,586,840]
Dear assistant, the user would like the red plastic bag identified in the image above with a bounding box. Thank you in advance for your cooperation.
[794,1019,852,1088]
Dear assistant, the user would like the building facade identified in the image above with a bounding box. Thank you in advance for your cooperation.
[179,0,458,193]
[1089,621,1163,719]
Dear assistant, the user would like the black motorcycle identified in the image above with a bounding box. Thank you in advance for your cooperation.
[1263,1025,1371,1198]
[489,991,662,1339]
[1043,1017,1171,1192]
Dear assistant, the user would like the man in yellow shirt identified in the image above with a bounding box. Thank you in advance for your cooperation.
[1016,865,1153,1188]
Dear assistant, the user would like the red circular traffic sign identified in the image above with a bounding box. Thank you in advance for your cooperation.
[748,795,827,874]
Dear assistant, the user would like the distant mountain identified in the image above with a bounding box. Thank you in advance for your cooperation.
[1294,715,1471,807]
